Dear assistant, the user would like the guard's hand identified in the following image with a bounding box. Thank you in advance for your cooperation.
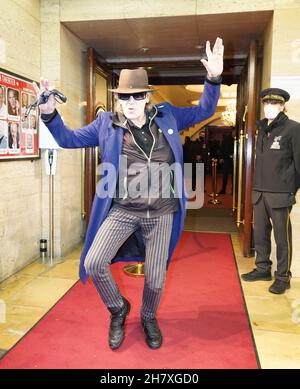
[201,37,224,78]
[33,78,56,114]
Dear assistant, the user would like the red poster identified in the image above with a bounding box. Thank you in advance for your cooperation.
[0,69,39,160]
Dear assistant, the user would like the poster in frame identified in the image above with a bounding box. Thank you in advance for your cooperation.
[0,68,40,161]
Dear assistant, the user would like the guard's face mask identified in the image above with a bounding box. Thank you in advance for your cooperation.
[263,103,282,120]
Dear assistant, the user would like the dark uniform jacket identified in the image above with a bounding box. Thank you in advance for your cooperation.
[252,112,300,208]
[220,133,234,159]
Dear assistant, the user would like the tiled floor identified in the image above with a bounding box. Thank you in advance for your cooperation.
[0,255,79,352]
[0,233,300,368]
[231,233,300,369]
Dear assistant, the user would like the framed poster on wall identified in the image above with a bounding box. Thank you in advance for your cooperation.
[0,68,40,160]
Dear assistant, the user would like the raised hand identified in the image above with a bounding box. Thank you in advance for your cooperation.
[33,78,56,114]
[201,37,224,78]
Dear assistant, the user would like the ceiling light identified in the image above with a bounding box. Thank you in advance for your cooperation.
[221,101,237,126]
[222,92,237,98]
[187,84,238,94]
[191,98,236,106]
[185,85,203,92]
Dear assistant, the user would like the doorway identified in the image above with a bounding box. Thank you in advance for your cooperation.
[79,12,269,239]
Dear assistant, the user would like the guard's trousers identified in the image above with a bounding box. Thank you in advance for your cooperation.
[84,207,173,320]
[254,193,292,282]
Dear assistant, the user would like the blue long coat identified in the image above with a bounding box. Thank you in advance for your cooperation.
[45,81,220,283]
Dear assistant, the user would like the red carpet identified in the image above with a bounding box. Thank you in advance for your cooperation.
[0,232,258,369]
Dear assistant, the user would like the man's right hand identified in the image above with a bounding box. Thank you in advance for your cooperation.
[33,78,56,114]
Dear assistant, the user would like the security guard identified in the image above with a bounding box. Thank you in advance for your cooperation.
[242,88,300,294]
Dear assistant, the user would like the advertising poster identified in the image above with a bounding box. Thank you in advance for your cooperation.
[0,69,39,160]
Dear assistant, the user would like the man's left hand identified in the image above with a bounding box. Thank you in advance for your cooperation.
[201,37,224,78]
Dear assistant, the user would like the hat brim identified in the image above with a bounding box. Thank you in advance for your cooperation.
[262,95,285,103]
[108,87,156,93]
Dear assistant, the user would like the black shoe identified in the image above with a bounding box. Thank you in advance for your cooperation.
[218,190,226,195]
[108,297,131,350]
[141,318,162,349]
[269,279,290,294]
[241,269,272,282]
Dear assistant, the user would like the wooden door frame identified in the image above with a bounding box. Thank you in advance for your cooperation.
[85,45,260,238]
[85,48,96,227]
[85,48,112,227]
[242,41,259,256]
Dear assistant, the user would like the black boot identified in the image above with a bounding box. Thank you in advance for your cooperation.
[141,318,162,349]
[241,269,272,282]
[108,297,130,350]
[269,279,290,294]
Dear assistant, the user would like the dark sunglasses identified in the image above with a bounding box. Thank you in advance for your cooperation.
[118,92,147,101]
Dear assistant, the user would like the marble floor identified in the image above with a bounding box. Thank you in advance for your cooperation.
[231,234,300,369]
[0,235,300,368]
[0,247,81,357]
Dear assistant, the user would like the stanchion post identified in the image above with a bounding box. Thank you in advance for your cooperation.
[48,149,54,266]
[124,262,144,277]
[209,158,221,205]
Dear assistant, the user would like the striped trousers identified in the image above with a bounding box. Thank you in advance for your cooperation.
[84,207,173,320]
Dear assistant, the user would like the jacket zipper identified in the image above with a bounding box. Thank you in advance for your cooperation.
[170,170,175,195]
[125,106,158,218]
[122,176,128,199]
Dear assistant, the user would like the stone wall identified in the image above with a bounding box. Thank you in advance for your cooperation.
[0,1,88,282]
[0,0,41,281]
[269,8,300,277]
[40,0,87,259]
[59,0,300,21]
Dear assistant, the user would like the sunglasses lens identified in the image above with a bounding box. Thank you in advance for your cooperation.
[118,92,146,101]
[118,94,130,100]
[133,92,147,100]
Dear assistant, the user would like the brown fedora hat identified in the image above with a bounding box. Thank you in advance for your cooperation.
[108,69,155,93]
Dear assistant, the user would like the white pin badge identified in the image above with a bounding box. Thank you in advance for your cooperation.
[168,128,174,135]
